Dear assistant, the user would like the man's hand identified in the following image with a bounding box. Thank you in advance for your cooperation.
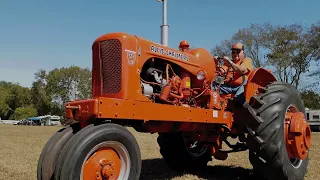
[223,56,233,65]
[223,56,248,74]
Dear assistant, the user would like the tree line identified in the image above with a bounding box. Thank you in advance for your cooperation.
[0,21,319,121]
[0,66,91,120]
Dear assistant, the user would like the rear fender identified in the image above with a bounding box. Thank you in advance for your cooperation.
[244,68,277,103]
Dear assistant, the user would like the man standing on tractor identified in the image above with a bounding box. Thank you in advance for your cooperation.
[212,42,253,103]
[179,40,191,52]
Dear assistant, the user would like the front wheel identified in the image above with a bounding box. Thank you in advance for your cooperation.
[37,124,79,180]
[55,123,142,180]
[245,82,311,180]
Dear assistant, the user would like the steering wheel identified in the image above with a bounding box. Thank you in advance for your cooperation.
[215,66,227,76]
[214,57,235,84]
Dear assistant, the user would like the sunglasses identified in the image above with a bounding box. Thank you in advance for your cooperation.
[232,51,241,55]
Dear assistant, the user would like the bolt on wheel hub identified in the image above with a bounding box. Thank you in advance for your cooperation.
[82,148,121,180]
[101,164,114,177]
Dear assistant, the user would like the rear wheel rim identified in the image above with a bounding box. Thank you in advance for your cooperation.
[81,141,131,180]
[284,105,311,168]
[183,136,208,157]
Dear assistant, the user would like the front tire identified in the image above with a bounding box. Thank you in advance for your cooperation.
[37,124,80,180]
[245,82,311,180]
[55,123,141,180]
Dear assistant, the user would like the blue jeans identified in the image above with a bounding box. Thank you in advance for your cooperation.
[212,80,247,104]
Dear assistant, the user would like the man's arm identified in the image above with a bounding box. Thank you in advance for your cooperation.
[229,61,249,74]
[223,57,252,74]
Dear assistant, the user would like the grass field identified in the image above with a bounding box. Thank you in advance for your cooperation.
[0,124,319,180]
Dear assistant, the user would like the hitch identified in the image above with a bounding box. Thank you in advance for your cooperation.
[222,139,248,153]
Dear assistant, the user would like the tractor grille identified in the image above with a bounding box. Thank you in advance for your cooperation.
[100,39,122,94]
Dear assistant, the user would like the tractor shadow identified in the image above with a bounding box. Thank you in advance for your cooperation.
[140,158,259,180]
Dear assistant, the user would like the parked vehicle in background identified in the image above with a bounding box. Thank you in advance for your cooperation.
[306,108,320,131]
[14,115,62,126]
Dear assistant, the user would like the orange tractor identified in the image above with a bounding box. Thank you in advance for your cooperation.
[37,32,311,180]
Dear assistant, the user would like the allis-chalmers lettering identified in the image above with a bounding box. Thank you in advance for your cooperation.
[150,45,189,61]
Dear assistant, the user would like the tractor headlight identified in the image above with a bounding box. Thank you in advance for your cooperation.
[197,70,206,80]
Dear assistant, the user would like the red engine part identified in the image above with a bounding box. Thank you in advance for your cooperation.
[180,72,191,98]
[159,65,193,104]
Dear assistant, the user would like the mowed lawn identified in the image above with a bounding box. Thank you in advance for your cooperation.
[0,124,319,180]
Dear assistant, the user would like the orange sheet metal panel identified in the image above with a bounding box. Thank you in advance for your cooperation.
[66,99,99,120]
[97,97,232,126]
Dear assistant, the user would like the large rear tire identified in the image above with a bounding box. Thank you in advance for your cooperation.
[157,132,212,171]
[54,123,141,180]
[245,82,311,180]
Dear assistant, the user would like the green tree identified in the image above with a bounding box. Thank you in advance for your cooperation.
[9,106,37,120]
[26,66,92,117]
[45,66,92,106]
[308,21,320,60]
[300,90,320,109]
[31,70,53,116]
[0,81,32,119]
[306,22,320,90]
[0,87,11,119]
[264,23,319,89]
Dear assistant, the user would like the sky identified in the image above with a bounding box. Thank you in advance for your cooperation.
[0,0,319,88]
